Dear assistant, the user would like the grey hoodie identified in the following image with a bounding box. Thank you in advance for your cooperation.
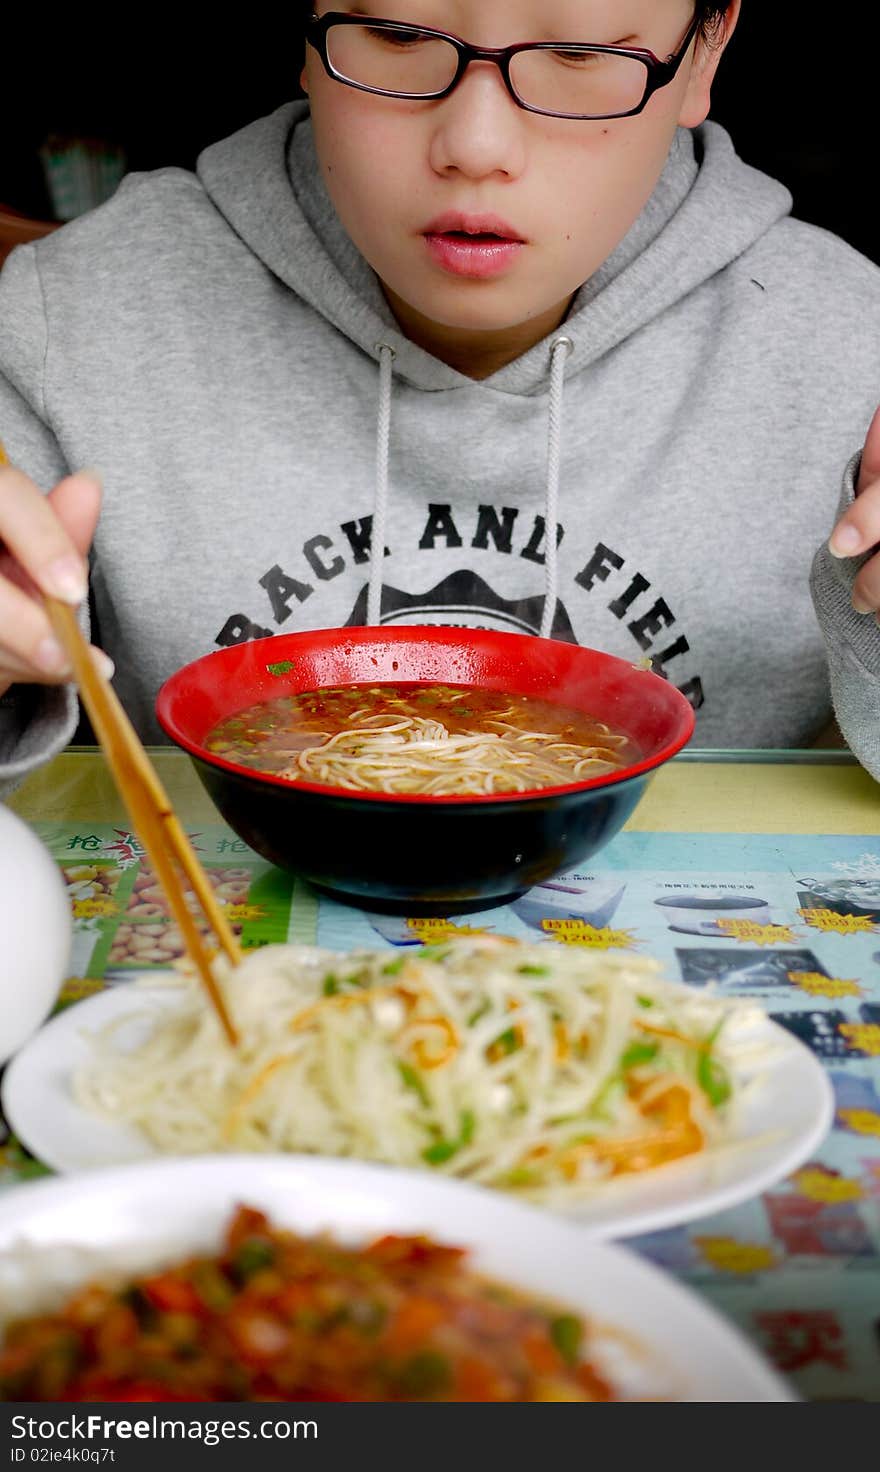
[1,101,880,784]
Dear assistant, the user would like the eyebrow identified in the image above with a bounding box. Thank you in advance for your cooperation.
[326,9,643,45]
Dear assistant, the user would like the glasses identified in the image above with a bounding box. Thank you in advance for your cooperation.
[306,11,701,121]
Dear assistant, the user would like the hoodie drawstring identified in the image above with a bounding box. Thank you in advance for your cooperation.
[368,336,573,634]
[367,342,395,627]
[540,334,573,638]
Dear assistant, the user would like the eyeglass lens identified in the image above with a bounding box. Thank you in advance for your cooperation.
[325,24,650,116]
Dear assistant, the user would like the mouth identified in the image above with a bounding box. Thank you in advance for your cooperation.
[422,214,527,279]
[423,213,526,245]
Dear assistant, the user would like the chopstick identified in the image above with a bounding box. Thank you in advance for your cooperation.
[0,442,240,1045]
[45,598,241,1047]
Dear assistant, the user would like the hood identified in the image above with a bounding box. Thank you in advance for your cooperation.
[196,99,792,396]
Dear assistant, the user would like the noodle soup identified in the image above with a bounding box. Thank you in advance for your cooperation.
[204,683,638,796]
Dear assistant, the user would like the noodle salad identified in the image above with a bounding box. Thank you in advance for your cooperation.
[73,937,781,1204]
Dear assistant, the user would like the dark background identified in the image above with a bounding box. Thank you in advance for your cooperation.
[0,7,876,264]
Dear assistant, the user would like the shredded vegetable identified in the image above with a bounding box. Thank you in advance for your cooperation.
[73,936,780,1205]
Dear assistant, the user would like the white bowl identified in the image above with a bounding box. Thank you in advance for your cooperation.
[0,1154,796,1401]
[0,803,71,1065]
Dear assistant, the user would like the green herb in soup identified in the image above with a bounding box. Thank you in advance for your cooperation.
[204,683,637,796]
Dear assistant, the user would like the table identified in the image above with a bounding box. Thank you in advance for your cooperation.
[5,746,880,1402]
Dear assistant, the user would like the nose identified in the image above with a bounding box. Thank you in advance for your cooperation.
[427,61,527,182]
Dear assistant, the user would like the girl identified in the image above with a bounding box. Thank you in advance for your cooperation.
[1,1,879,784]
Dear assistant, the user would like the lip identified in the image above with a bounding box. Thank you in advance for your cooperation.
[422,211,527,280]
[423,212,526,242]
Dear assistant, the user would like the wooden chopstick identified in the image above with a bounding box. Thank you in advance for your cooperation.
[45,598,241,1047]
[0,440,240,1045]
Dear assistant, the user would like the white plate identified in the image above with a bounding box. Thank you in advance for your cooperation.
[0,1153,794,1401]
[1,984,834,1239]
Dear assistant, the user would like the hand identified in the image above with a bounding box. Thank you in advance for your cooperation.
[829,405,880,613]
[0,463,106,699]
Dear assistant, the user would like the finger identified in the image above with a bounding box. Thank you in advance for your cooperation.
[0,553,115,680]
[0,466,101,604]
[829,476,880,559]
[851,549,880,614]
[45,470,103,552]
[0,654,114,690]
[0,570,72,676]
[0,629,114,687]
[857,404,880,496]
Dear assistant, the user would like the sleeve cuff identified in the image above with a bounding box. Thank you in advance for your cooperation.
[811,449,880,668]
[0,683,80,797]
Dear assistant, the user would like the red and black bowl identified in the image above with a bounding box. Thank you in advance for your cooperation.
[156,626,695,915]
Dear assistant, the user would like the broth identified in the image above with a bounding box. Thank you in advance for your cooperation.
[205,682,638,796]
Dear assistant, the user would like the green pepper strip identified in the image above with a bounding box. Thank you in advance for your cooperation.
[397,1061,430,1108]
[620,1040,660,1070]
[697,1020,732,1108]
[422,1110,475,1165]
[550,1314,583,1366]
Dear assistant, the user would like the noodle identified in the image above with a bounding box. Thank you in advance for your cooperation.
[73,937,784,1203]
[286,718,623,794]
[204,683,636,795]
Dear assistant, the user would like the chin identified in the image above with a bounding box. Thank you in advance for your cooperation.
[404,287,551,335]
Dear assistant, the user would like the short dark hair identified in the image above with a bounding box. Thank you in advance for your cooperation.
[695,2,736,41]
[298,6,737,42]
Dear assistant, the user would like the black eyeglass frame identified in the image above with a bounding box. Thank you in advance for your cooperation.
[306,11,702,120]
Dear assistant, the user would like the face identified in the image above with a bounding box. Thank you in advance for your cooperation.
[302,1,738,375]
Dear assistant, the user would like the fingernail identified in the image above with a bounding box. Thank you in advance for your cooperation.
[89,647,115,682]
[35,637,71,674]
[45,555,87,604]
[829,525,862,558]
[852,597,874,615]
